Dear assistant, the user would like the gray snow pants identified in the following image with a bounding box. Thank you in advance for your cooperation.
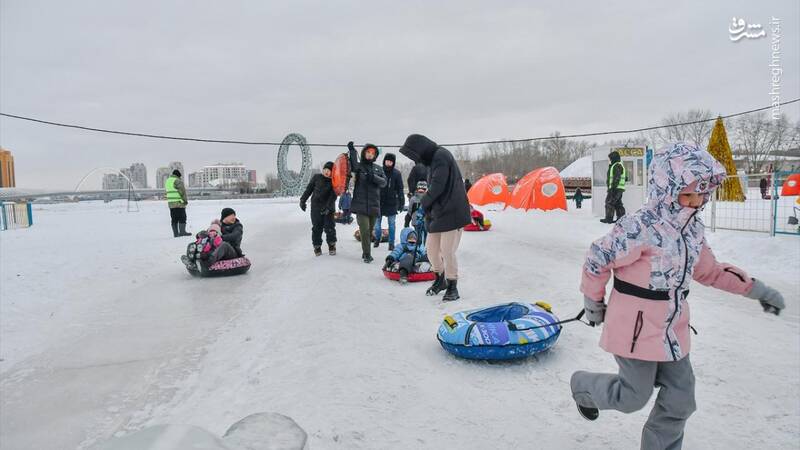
[208,242,239,265]
[571,355,696,450]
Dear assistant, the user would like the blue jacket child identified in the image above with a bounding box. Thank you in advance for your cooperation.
[383,228,429,282]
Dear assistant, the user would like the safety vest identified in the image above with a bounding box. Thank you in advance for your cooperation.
[608,162,627,190]
[165,176,183,203]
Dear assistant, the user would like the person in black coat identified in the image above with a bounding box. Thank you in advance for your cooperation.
[348,141,388,263]
[464,178,472,194]
[220,207,244,257]
[375,152,405,251]
[399,134,471,302]
[300,161,338,256]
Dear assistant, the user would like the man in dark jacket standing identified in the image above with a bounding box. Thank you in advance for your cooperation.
[348,141,388,263]
[375,153,405,251]
[399,134,471,301]
[600,151,626,224]
[300,161,338,256]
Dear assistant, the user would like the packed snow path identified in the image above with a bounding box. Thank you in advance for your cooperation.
[1,199,798,449]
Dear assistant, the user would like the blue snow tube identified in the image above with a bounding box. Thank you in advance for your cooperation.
[437,302,562,360]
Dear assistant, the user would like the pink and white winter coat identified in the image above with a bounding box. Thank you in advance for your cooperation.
[581,143,754,362]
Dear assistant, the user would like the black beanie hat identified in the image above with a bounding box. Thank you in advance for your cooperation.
[172,169,182,177]
[383,153,396,164]
[221,207,236,221]
[323,161,335,171]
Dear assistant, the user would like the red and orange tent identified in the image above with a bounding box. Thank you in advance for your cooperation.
[506,167,567,211]
[467,173,511,205]
[780,173,800,196]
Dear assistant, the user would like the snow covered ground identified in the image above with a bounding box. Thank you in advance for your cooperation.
[1,199,798,449]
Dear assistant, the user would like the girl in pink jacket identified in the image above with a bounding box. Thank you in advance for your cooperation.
[570,143,785,450]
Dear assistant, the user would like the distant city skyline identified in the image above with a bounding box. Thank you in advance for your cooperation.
[100,160,264,190]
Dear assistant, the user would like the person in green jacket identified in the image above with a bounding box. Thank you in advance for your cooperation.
[165,170,191,237]
[600,151,626,223]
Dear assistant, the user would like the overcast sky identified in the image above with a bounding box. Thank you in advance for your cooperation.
[1,0,798,190]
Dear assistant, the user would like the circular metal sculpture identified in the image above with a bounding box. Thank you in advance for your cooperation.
[277,133,313,196]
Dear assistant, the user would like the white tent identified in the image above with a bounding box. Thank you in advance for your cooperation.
[559,155,592,178]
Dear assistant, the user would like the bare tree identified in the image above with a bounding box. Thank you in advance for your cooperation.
[732,112,795,173]
[264,173,282,193]
[454,134,593,182]
[651,109,714,148]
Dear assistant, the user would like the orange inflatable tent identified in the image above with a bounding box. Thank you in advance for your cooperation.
[780,173,800,196]
[506,167,567,211]
[467,173,510,205]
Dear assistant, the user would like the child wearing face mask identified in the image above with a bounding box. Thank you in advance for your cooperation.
[570,143,785,450]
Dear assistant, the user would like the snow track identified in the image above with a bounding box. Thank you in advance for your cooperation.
[1,199,797,449]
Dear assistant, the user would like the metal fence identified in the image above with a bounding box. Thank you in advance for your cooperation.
[772,171,800,236]
[0,202,34,231]
[701,172,800,236]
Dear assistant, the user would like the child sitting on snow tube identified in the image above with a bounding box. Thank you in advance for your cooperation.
[181,209,249,277]
[470,205,486,230]
[382,228,431,283]
[463,206,491,231]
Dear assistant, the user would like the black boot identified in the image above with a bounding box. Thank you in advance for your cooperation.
[426,272,447,296]
[328,243,336,256]
[314,246,322,257]
[399,268,409,284]
[362,253,374,263]
[576,404,599,421]
[178,222,192,236]
[373,239,380,248]
[388,243,395,251]
[442,279,460,302]
[171,223,180,238]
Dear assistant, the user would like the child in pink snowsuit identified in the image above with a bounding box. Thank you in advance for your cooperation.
[570,143,785,450]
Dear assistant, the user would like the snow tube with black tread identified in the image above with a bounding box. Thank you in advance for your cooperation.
[184,256,252,278]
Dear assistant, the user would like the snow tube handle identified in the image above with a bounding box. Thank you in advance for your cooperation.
[507,309,587,331]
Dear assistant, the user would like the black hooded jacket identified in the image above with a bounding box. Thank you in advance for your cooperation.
[399,134,471,233]
[379,153,405,216]
[300,173,336,213]
[348,144,388,217]
[607,151,625,190]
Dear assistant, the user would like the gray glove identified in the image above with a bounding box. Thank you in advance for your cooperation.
[583,296,606,326]
[746,278,785,316]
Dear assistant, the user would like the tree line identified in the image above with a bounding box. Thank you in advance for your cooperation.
[451,110,799,182]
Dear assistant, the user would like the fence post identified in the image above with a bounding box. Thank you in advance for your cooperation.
[0,203,5,231]
[769,171,777,236]
[27,202,33,227]
[710,192,717,232]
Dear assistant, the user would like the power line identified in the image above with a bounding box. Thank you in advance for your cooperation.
[1,98,797,148]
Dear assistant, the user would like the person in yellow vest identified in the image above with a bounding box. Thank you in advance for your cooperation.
[600,151,627,224]
[165,170,191,237]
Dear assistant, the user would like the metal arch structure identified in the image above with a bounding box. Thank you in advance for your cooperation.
[277,133,313,196]
[74,166,139,212]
